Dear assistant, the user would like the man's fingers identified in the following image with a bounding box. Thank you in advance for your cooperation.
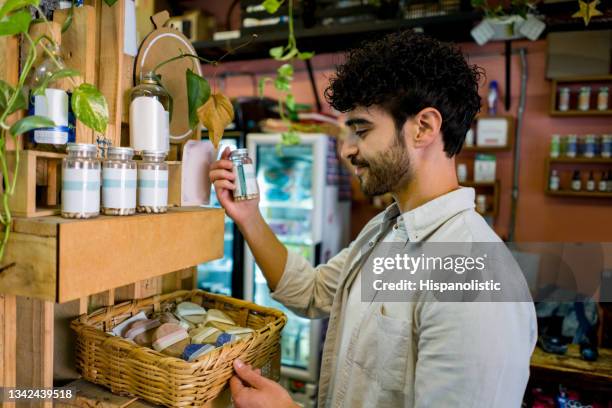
[210,159,233,172]
[255,368,262,375]
[221,146,232,160]
[233,359,269,389]
[229,375,246,399]
[210,169,235,183]
[214,180,236,191]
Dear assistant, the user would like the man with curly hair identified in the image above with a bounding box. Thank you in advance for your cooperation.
[210,31,536,407]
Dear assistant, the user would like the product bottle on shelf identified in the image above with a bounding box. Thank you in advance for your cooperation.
[487,80,499,115]
[598,171,607,192]
[549,169,560,191]
[25,44,75,152]
[578,86,591,111]
[602,135,611,158]
[598,86,609,111]
[565,135,577,158]
[129,72,171,154]
[558,87,570,111]
[571,170,582,191]
[586,171,595,191]
[550,135,560,158]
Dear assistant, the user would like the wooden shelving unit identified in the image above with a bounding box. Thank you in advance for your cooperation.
[549,157,612,164]
[530,345,612,391]
[549,75,612,117]
[545,190,612,198]
[1,207,224,303]
[460,180,500,218]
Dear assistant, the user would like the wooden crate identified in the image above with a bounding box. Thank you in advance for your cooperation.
[0,207,224,303]
[6,150,65,218]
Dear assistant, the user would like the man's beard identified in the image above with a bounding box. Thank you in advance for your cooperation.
[352,136,412,197]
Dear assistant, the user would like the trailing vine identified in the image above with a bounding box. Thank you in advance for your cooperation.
[258,0,314,146]
[0,0,109,263]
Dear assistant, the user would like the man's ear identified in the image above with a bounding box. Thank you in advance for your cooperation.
[410,107,442,148]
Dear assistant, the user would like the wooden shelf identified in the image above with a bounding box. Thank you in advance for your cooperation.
[461,181,497,187]
[461,145,512,152]
[550,110,612,117]
[0,207,225,303]
[545,189,612,198]
[553,75,612,83]
[548,157,612,164]
[531,345,612,388]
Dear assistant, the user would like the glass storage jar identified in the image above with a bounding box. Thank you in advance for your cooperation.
[61,143,100,218]
[230,148,259,201]
[102,146,137,216]
[137,150,168,213]
[129,72,171,154]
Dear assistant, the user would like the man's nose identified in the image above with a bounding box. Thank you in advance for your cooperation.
[341,137,358,161]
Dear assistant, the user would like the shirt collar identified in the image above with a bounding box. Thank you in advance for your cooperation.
[381,187,476,242]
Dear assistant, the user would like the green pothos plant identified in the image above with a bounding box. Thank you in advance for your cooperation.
[258,0,314,146]
[0,0,109,263]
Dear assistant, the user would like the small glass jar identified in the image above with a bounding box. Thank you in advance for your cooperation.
[476,194,487,214]
[550,134,560,158]
[597,86,609,111]
[61,143,100,219]
[558,87,570,111]
[102,147,137,216]
[601,134,611,158]
[578,86,591,111]
[129,72,171,154]
[565,135,577,158]
[137,150,168,213]
[583,134,596,158]
[230,149,259,201]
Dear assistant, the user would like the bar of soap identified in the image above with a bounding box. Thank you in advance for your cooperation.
[225,326,254,340]
[182,344,215,362]
[205,320,236,332]
[183,314,206,325]
[215,333,237,347]
[112,311,148,337]
[205,309,235,326]
[189,326,221,344]
[151,323,189,357]
[176,301,207,317]
[124,319,161,347]
[155,312,180,325]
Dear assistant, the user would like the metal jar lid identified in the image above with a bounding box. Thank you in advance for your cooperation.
[229,148,249,159]
[67,143,98,153]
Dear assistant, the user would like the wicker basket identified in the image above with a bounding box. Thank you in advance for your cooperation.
[71,289,287,407]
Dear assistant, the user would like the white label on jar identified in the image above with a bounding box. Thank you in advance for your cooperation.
[129,96,170,152]
[598,92,609,111]
[599,181,607,192]
[571,180,581,191]
[138,168,168,207]
[103,167,137,209]
[34,89,69,126]
[33,129,69,144]
[549,177,560,191]
[233,163,257,198]
[586,180,595,191]
[578,91,590,111]
[62,167,101,214]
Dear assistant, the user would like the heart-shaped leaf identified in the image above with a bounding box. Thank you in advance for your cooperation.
[298,51,314,60]
[262,0,282,14]
[32,68,80,96]
[0,0,38,19]
[9,115,55,136]
[258,77,273,98]
[0,9,32,35]
[269,46,284,60]
[72,83,109,134]
[103,0,118,6]
[197,93,234,149]
[285,94,296,112]
[0,80,26,116]
[277,63,293,78]
[274,76,290,92]
[186,69,210,129]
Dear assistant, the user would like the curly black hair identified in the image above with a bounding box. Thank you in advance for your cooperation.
[325,31,483,157]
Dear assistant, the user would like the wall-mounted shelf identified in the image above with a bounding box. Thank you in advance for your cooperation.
[0,207,225,303]
[548,157,612,164]
[549,75,612,117]
[462,145,512,153]
[461,180,500,218]
[545,189,612,198]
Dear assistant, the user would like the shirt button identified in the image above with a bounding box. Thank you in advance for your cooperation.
[368,241,374,247]
[393,224,399,230]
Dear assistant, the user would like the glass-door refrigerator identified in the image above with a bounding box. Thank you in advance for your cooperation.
[244,133,349,393]
[197,132,245,298]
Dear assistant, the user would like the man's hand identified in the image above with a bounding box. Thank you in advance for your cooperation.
[209,147,260,226]
[229,359,297,408]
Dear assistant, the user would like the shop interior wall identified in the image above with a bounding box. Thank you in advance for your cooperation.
[203,39,612,243]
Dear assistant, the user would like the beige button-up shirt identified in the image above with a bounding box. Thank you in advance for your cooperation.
[271,188,537,407]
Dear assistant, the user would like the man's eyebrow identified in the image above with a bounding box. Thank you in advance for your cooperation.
[345,118,373,127]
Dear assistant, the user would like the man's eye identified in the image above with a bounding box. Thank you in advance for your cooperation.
[355,129,368,138]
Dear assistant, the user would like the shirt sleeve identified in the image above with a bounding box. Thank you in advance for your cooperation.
[270,245,351,319]
[413,302,537,408]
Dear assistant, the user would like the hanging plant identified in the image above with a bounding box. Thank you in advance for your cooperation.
[258,0,314,146]
[0,0,110,263]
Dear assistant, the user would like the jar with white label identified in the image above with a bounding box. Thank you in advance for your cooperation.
[102,147,137,216]
[597,87,609,111]
[129,72,171,154]
[476,194,487,214]
[578,86,591,111]
[26,44,75,152]
[137,150,168,213]
[558,87,570,111]
[230,149,259,201]
[61,143,100,219]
